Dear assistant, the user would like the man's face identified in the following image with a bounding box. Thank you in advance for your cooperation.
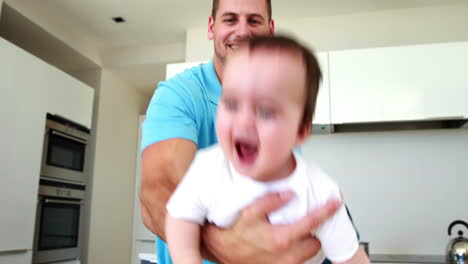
[208,0,274,67]
[216,48,308,181]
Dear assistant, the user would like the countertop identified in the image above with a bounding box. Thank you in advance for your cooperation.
[370,254,445,263]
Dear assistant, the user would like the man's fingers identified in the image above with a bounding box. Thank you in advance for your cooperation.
[245,191,294,216]
[279,199,342,242]
[279,236,321,264]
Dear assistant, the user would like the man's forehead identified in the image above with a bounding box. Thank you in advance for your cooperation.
[217,0,268,18]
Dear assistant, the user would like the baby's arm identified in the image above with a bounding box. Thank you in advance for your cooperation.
[334,247,370,264]
[166,214,203,264]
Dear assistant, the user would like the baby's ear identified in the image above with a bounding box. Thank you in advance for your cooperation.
[296,121,311,146]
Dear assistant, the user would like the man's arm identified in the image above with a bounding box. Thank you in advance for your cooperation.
[140,138,197,239]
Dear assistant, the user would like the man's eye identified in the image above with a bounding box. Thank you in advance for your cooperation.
[249,19,260,24]
[223,18,236,23]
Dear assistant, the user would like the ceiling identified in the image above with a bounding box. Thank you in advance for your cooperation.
[25,0,465,48]
[3,0,466,95]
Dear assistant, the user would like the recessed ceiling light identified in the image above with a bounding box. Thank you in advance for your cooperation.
[112,17,126,23]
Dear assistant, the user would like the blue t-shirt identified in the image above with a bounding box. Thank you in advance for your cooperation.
[142,60,220,264]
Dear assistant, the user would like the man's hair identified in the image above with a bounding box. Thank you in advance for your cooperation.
[211,0,272,21]
[243,35,322,134]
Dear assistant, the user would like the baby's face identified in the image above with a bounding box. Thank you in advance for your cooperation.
[216,47,308,181]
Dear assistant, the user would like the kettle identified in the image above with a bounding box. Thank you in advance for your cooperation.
[447,220,468,263]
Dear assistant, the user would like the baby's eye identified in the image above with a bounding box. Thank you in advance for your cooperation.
[257,107,274,120]
[224,99,238,112]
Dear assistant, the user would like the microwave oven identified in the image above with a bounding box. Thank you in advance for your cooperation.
[41,114,90,184]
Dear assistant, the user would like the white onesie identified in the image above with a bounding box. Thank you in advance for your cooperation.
[167,145,358,264]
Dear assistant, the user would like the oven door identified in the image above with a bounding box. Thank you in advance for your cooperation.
[41,128,87,183]
[33,196,82,263]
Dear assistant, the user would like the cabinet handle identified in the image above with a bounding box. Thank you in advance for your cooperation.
[51,130,88,144]
[44,198,83,205]
[0,249,29,256]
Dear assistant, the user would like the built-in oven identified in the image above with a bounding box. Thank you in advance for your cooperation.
[41,113,90,184]
[33,179,85,263]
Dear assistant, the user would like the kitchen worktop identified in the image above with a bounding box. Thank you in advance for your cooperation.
[370,254,445,263]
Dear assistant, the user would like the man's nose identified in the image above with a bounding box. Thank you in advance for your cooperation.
[235,20,251,39]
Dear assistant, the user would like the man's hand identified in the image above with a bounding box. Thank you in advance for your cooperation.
[202,191,342,264]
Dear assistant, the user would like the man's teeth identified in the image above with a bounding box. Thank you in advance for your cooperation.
[229,44,238,49]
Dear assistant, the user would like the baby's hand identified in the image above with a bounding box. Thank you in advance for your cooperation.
[166,214,203,264]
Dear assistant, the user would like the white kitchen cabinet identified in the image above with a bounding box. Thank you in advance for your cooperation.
[329,41,468,124]
[165,54,331,125]
[0,250,33,264]
[44,68,94,129]
[314,52,331,125]
[0,37,47,256]
[0,37,94,256]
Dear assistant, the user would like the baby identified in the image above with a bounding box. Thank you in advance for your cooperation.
[165,35,370,264]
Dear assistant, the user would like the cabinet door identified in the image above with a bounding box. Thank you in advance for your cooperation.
[0,38,44,252]
[44,69,95,129]
[314,52,331,125]
[0,250,33,264]
[329,42,468,124]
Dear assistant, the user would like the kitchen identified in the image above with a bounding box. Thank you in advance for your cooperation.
[1,0,468,264]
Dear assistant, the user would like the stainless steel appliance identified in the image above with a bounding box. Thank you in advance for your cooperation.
[33,179,85,263]
[41,113,90,184]
[447,220,468,264]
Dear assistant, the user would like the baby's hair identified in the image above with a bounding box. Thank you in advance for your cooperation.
[240,35,322,133]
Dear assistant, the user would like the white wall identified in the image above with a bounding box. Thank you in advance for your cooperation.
[279,2,468,52]
[185,2,468,61]
[4,0,101,66]
[302,129,468,255]
[70,68,102,90]
[87,70,142,264]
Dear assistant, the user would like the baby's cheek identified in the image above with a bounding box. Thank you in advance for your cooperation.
[216,118,231,144]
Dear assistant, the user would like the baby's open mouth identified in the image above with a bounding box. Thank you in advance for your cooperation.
[235,140,258,165]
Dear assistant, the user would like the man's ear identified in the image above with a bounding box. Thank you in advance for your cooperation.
[296,121,311,146]
[269,19,275,35]
[208,16,215,40]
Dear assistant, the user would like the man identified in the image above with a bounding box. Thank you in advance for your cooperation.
[140,0,345,263]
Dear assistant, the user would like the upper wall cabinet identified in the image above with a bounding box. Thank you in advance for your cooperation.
[329,42,468,124]
[314,52,330,125]
[165,54,331,126]
[43,64,94,129]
